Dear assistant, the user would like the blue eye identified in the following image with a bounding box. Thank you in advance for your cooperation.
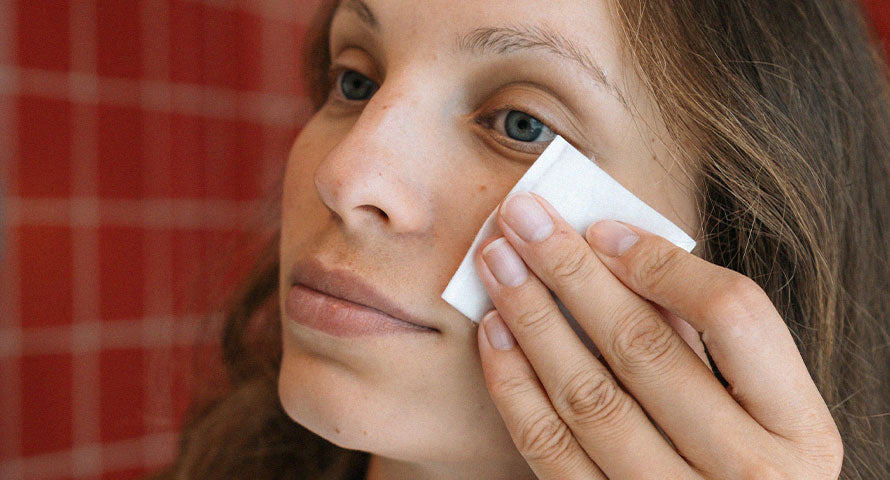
[484,109,556,146]
[504,111,547,142]
[339,69,378,101]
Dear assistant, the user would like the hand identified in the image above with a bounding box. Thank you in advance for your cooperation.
[474,191,843,479]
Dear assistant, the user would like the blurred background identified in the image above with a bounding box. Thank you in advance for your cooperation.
[0,0,887,479]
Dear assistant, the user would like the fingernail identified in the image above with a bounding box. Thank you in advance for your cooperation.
[502,192,554,242]
[482,238,528,287]
[588,220,639,256]
[483,310,515,351]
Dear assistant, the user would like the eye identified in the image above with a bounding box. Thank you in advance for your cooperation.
[502,110,553,142]
[334,68,378,101]
[479,109,557,152]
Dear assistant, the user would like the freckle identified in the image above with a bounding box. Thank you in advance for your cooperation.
[335,427,341,434]
[478,184,487,192]
[362,430,368,435]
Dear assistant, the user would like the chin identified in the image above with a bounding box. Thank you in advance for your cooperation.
[277,350,449,462]
[278,353,378,451]
[277,345,520,465]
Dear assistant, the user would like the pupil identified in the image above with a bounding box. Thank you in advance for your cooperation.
[505,111,543,142]
[341,70,375,100]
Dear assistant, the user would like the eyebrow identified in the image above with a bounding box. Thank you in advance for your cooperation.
[336,0,628,108]
[456,25,628,108]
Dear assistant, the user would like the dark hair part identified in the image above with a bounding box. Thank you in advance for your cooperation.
[151,0,890,478]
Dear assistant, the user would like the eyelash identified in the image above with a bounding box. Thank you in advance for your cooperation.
[323,65,559,155]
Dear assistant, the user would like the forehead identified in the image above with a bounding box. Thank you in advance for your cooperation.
[331,0,624,78]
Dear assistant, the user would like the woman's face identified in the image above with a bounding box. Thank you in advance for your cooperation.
[278,0,698,470]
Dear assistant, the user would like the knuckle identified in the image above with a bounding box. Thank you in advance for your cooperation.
[487,374,539,404]
[738,459,792,480]
[703,274,770,329]
[824,432,845,478]
[549,245,597,286]
[513,409,577,466]
[824,440,845,479]
[798,427,845,479]
[631,244,683,293]
[513,304,558,335]
[611,306,679,370]
[555,367,627,428]
[817,438,845,480]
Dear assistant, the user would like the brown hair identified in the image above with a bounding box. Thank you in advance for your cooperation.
[151,0,890,478]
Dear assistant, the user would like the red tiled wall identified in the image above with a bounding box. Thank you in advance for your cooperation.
[1,1,318,478]
[1,1,887,479]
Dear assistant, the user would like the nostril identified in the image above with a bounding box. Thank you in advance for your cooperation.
[371,207,389,220]
[362,205,388,221]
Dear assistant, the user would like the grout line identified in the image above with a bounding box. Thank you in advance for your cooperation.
[139,0,176,465]
[0,315,217,358]
[180,0,320,25]
[140,0,170,81]
[0,0,13,65]
[0,64,312,127]
[260,4,293,212]
[69,2,102,476]
[6,197,263,229]
[0,432,179,480]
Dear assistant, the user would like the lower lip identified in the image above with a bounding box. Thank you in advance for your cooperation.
[285,284,435,337]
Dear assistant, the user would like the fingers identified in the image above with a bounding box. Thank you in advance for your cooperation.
[477,316,607,480]
[586,220,840,443]
[485,192,771,477]
[476,241,698,479]
[477,310,695,480]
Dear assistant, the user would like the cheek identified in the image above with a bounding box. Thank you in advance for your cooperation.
[279,121,341,245]
[282,125,329,206]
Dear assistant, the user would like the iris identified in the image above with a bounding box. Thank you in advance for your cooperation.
[340,70,377,100]
[504,111,545,142]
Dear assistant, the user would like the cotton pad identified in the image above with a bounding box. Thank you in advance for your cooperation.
[441,135,696,326]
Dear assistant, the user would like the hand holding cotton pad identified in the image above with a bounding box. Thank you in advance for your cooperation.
[441,135,696,325]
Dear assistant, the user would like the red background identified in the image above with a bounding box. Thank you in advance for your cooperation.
[1,1,887,479]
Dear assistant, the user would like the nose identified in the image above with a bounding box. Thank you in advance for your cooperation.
[313,87,435,236]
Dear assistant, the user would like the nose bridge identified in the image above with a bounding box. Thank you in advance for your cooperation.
[313,81,436,236]
[347,84,420,156]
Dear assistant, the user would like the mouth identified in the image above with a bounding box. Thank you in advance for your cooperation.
[285,257,440,337]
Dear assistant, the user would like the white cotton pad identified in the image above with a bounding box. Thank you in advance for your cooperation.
[441,135,696,325]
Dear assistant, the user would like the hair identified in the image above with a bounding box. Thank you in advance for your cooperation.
[150,0,890,478]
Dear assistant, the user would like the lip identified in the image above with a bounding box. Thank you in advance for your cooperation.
[286,257,439,336]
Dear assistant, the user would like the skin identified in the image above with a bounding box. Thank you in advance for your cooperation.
[278,0,843,478]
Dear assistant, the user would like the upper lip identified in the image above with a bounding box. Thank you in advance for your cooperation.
[289,257,439,332]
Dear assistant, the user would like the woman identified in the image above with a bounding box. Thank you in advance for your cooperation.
[154,0,890,478]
